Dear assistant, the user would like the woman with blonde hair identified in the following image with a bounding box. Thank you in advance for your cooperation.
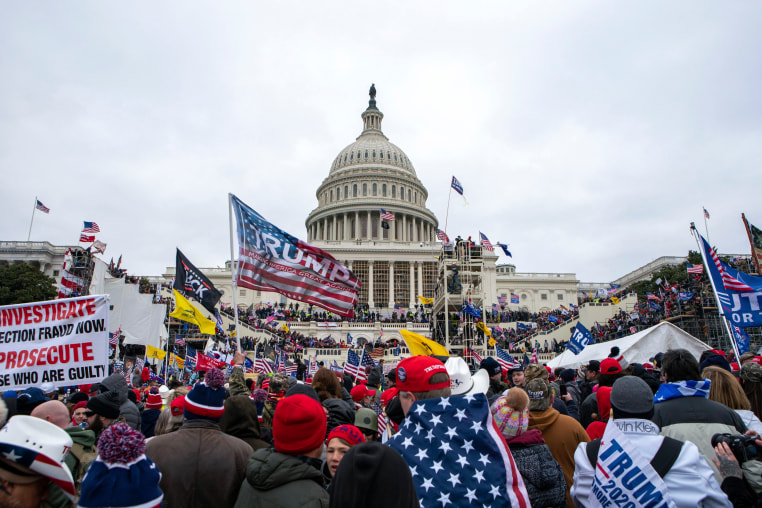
[702,365,762,433]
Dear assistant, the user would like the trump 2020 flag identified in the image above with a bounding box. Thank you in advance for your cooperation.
[230,194,360,317]
[387,393,530,507]
[567,322,593,355]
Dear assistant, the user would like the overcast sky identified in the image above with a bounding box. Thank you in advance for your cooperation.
[3,2,761,283]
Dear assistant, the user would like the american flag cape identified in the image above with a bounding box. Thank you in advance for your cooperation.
[230,194,360,317]
[387,393,530,507]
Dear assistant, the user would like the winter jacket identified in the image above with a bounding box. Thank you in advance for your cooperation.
[145,419,254,508]
[47,425,97,507]
[220,395,270,451]
[100,373,141,430]
[565,380,582,408]
[528,407,590,507]
[571,418,732,508]
[505,429,567,508]
[234,448,329,508]
[579,391,599,428]
[323,398,355,436]
[654,394,747,482]
[141,408,161,438]
[228,366,250,397]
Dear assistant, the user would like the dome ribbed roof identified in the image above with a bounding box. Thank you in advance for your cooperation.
[329,94,416,175]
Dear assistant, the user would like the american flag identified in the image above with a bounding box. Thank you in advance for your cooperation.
[510,293,520,304]
[451,175,464,195]
[230,195,360,318]
[58,270,84,299]
[284,361,297,376]
[244,357,254,374]
[479,232,493,251]
[82,221,100,233]
[175,337,186,347]
[308,356,318,375]
[687,263,704,274]
[109,328,121,346]
[255,357,274,374]
[646,292,661,301]
[79,234,94,243]
[361,349,377,368]
[497,296,507,305]
[530,348,538,364]
[393,303,404,314]
[387,394,530,507]
[35,199,50,214]
[704,207,711,219]
[380,208,395,221]
[344,350,363,379]
[707,242,755,291]
[495,345,520,372]
[435,228,450,242]
[369,347,385,361]
[467,347,483,364]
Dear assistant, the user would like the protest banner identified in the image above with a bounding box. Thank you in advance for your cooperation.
[0,295,109,391]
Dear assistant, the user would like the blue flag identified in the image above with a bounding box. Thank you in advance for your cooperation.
[698,233,762,328]
[678,292,694,302]
[567,323,593,355]
[462,302,481,318]
[548,315,559,324]
[516,322,529,331]
[451,176,464,195]
[648,301,662,311]
[733,325,751,355]
[496,243,512,257]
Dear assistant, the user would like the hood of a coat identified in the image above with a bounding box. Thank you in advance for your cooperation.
[100,373,128,404]
[528,407,560,433]
[245,448,323,491]
[220,395,262,441]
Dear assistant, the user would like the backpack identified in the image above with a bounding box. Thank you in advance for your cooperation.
[586,435,683,478]
[69,441,98,495]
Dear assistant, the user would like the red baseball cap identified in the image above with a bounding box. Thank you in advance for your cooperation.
[396,356,449,393]
[380,387,399,407]
[600,358,622,375]
[350,384,376,402]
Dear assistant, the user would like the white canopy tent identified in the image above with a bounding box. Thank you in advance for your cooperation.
[546,321,711,370]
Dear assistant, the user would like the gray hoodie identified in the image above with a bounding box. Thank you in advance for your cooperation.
[100,373,141,430]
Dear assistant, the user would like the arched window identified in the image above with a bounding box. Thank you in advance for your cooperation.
[330,190,333,202]
[400,186,404,200]
[392,185,396,198]
[372,183,377,196]
[345,185,349,198]
[382,184,387,197]
[353,184,358,197]
[363,183,367,196]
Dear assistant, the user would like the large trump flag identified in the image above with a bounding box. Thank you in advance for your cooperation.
[230,194,360,317]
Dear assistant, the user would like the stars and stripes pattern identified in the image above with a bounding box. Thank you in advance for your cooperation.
[687,263,704,274]
[708,243,755,291]
[109,328,121,347]
[530,348,539,364]
[380,208,395,221]
[369,347,385,361]
[185,346,197,369]
[435,228,450,242]
[0,442,76,500]
[308,356,318,376]
[35,199,50,213]
[387,393,530,507]
[467,347,483,364]
[495,345,520,372]
[79,234,94,243]
[231,195,360,318]
[646,292,661,301]
[174,337,186,347]
[361,349,377,368]
[451,176,464,195]
[82,221,100,233]
[344,350,363,379]
[255,357,274,374]
[479,232,493,251]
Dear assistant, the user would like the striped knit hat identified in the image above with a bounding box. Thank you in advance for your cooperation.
[184,368,226,421]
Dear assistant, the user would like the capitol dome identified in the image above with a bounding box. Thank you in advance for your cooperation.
[306,85,438,245]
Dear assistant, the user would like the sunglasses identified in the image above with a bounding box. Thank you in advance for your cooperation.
[84,411,95,418]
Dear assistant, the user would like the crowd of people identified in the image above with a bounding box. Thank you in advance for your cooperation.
[6,342,762,507]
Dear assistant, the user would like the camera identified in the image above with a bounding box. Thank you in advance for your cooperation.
[712,433,762,463]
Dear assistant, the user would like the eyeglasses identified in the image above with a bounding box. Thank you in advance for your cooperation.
[84,411,95,418]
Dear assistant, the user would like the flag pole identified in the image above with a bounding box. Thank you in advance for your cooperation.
[742,213,761,274]
[691,223,739,360]
[228,193,241,352]
[27,197,37,241]
[444,182,452,236]
[703,207,711,245]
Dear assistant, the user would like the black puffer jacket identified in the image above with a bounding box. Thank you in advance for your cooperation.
[322,398,355,437]
[506,429,567,508]
[234,448,328,508]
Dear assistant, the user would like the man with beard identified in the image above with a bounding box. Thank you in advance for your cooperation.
[85,390,122,441]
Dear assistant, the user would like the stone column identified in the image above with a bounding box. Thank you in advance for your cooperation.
[409,261,416,308]
[354,211,359,240]
[388,262,395,308]
[402,215,407,242]
[367,210,372,240]
[344,212,350,241]
[418,261,424,298]
[368,261,375,308]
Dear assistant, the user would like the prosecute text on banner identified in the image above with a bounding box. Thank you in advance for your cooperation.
[0,295,110,391]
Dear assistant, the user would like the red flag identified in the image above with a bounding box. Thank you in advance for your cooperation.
[79,234,95,243]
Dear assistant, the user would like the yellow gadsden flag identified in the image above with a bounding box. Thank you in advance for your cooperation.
[400,330,449,357]
[475,321,492,337]
[417,295,434,305]
[170,290,217,335]
[170,353,185,370]
[611,297,620,305]
[146,344,166,360]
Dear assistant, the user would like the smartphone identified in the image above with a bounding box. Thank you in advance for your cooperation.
[559,384,568,396]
